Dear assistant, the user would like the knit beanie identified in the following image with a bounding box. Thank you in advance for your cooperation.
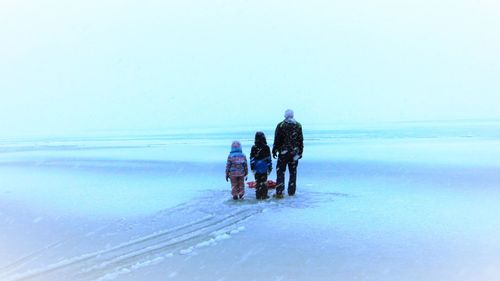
[231,141,241,149]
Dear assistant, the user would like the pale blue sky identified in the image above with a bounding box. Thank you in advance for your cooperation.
[1,0,499,136]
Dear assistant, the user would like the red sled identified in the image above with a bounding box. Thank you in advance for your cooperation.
[247,180,277,189]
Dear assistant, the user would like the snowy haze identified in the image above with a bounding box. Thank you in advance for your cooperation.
[2,2,500,280]
[1,0,500,136]
[1,125,500,281]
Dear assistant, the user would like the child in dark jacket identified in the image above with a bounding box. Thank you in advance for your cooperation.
[250,132,273,199]
[226,141,248,200]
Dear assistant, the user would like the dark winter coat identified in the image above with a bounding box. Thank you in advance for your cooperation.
[250,132,272,175]
[272,119,304,157]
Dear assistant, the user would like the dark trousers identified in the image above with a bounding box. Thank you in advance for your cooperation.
[276,153,299,195]
[255,173,268,199]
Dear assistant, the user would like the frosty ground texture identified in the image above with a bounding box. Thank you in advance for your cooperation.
[1,122,499,281]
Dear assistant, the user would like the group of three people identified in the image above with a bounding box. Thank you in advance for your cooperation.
[225,109,304,200]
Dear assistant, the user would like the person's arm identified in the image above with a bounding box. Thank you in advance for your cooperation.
[250,146,256,172]
[225,156,231,181]
[243,156,249,177]
[265,146,273,173]
[298,123,304,156]
[272,123,283,158]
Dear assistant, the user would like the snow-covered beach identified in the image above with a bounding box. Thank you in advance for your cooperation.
[1,121,500,281]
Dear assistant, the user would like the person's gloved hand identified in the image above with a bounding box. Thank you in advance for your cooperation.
[245,176,248,181]
[226,175,229,182]
[292,152,299,161]
[272,152,277,159]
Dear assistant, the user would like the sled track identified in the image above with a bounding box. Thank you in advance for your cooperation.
[0,240,66,279]
[2,191,344,281]
[5,207,261,281]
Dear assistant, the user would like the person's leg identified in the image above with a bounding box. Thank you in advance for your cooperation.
[230,177,239,200]
[254,174,261,199]
[287,158,299,196]
[275,154,287,195]
[255,173,262,199]
[262,173,269,198]
[255,175,260,199]
[238,176,245,199]
[257,173,268,199]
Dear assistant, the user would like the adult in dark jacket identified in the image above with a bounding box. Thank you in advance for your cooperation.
[250,132,273,199]
[272,109,303,198]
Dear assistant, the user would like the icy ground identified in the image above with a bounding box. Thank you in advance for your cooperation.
[1,122,500,281]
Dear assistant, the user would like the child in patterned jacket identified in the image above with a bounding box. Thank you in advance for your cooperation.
[225,141,249,200]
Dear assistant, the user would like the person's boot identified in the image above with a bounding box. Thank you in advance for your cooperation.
[233,195,238,200]
[273,193,284,199]
[238,194,244,200]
